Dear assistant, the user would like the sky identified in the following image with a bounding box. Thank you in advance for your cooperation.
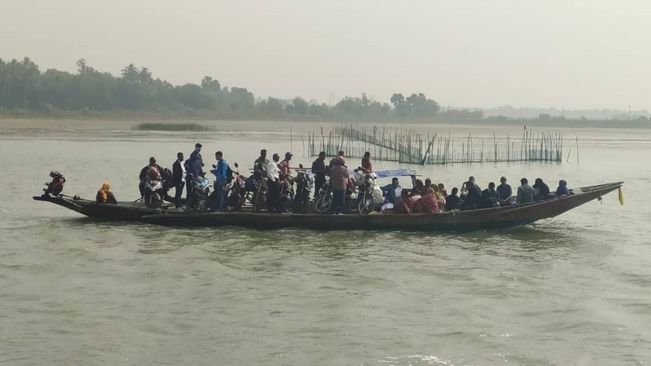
[1,0,650,110]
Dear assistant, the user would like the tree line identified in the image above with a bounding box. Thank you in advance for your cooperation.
[0,57,470,121]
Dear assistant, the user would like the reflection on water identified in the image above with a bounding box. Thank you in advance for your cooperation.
[1,126,650,365]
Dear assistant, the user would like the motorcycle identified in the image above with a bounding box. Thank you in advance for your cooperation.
[252,177,269,213]
[226,163,247,211]
[292,167,313,213]
[313,176,357,214]
[187,176,211,210]
[145,179,164,209]
[354,170,384,214]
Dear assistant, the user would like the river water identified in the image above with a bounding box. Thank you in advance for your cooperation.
[1,122,650,365]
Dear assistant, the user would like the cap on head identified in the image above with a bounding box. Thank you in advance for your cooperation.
[285,152,293,159]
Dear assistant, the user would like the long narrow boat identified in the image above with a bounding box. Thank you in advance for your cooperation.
[33,182,623,231]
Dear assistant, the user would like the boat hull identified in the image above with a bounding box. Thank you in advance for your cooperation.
[33,182,623,232]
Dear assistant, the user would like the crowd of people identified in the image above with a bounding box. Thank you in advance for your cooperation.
[95,142,571,215]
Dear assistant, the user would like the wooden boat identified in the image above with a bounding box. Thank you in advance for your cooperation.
[33,182,623,231]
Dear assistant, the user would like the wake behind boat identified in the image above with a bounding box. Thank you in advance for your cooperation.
[33,181,623,232]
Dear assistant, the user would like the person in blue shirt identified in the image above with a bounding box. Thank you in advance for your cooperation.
[556,179,569,196]
[381,177,401,204]
[211,151,229,211]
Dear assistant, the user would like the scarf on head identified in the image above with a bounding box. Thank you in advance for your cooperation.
[99,182,110,203]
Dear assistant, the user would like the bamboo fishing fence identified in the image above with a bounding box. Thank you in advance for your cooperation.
[305,125,565,165]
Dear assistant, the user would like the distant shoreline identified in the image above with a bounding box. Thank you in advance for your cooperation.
[1,113,650,130]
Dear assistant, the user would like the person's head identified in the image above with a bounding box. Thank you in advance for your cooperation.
[101,181,110,191]
[521,178,528,185]
[272,153,280,162]
[318,151,326,159]
[535,178,543,185]
[451,187,459,195]
[415,179,424,190]
[392,177,399,186]
[260,149,267,158]
[438,183,445,191]
[285,152,293,161]
[194,143,202,152]
[338,150,345,157]
[469,176,475,183]
[489,182,496,189]
[559,179,567,186]
[500,176,507,184]
[177,152,184,161]
[215,151,223,160]
[149,157,156,166]
[424,178,432,188]
[363,151,370,159]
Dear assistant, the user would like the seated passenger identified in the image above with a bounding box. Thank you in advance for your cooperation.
[445,187,461,210]
[481,182,500,208]
[517,178,535,204]
[556,179,569,196]
[497,176,512,201]
[395,190,413,214]
[437,183,447,197]
[96,182,117,204]
[433,186,446,208]
[414,187,439,214]
[461,177,482,209]
[533,178,551,200]
[410,179,424,197]
[381,177,401,204]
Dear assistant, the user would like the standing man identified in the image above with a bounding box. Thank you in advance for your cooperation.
[267,153,281,212]
[328,158,349,215]
[311,151,327,196]
[185,143,204,196]
[360,151,372,173]
[278,152,293,182]
[253,149,269,181]
[212,151,229,211]
[172,152,186,208]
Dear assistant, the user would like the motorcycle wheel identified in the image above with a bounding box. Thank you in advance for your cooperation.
[357,194,374,214]
[253,191,266,212]
[314,193,332,214]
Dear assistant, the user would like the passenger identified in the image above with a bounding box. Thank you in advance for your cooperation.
[311,151,327,196]
[556,179,569,196]
[462,176,482,209]
[360,151,373,173]
[253,149,269,181]
[184,143,204,196]
[96,182,117,204]
[445,187,461,210]
[434,185,446,208]
[424,178,432,191]
[267,153,281,213]
[517,178,535,204]
[138,157,161,199]
[381,177,401,204]
[328,157,349,215]
[414,187,439,214]
[329,150,346,168]
[143,166,163,206]
[172,152,186,208]
[279,152,293,182]
[395,190,413,214]
[410,179,424,197]
[497,176,512,201]
[533,178,551,200]
[437,183,447,197]
[211,151,229,211]
[481,182,500,208]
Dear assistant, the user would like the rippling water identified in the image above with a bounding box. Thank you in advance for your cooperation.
[1,123,650,365]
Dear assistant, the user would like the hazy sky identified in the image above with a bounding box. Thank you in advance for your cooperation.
[1,0,650,109]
